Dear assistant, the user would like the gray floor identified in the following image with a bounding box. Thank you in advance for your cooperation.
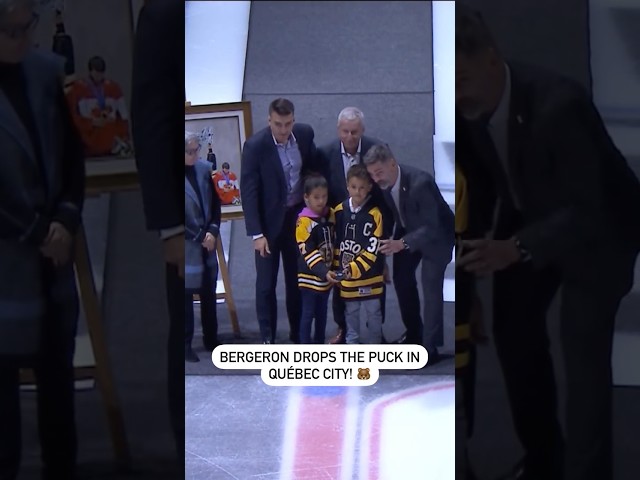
[186,375,455,480]
[467,274,640,479]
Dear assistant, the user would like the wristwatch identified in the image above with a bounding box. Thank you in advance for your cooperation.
[401,238,410,251]
[514,238,532,262]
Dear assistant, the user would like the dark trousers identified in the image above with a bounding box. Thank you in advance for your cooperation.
[185,256,218,348]
[492,247,635,480]
[299,289,330,344]
[392,248,446,349]
[0,307,77,479]
[165,264,185,466]
[255,206,301,343]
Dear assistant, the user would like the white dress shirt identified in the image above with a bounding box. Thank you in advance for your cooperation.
[341,139,362,177]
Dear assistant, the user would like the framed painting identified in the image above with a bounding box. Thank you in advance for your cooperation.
[184,101,253,209]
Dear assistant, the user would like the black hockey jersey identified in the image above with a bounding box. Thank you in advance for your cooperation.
[334,198,384,301]
[295,207,336,292]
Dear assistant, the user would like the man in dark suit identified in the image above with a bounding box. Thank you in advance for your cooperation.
[317,107,392,344]
[364,144,454,360]
[455,6,640,480]
[241,98,319,344]
[131,0,184,465]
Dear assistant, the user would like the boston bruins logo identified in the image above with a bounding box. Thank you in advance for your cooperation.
[342,252,355,270]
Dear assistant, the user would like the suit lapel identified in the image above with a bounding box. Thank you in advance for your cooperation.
[185,176,198,205]
[333,141,348,197]
[23,54,53,195]
[0,81,37,165]
[398,165,410,220]
[195,161,211,220]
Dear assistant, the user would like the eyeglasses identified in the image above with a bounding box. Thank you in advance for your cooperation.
[0,13,40,40]
[185,145,201,155]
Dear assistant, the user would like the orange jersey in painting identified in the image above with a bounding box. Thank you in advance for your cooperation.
[66,78,130,156]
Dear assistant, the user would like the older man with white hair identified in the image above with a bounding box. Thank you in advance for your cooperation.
[0,0,85,478]
[317,107,393,344]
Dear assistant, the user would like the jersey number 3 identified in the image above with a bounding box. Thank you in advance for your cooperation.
[367,237,378,253]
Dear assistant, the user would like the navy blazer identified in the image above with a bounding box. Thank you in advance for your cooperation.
[241,123,318,240]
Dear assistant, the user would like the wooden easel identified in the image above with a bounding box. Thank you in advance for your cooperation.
[21,158,138,469]
[216,205,244,336]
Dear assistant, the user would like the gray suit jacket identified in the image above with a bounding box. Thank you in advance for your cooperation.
[185,160,220,290]
[0,50,84,356]
[397,164,454,265]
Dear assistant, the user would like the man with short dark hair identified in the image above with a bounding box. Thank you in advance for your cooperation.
[241,98,319,344]
[456,4,640,480]
[364,144,454,361]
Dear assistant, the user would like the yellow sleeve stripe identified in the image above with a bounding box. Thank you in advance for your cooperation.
[305,251,321,262]
[356,256,371,272]
[308,257,323,268]
[295,218,311,243]
[362,251,377,263]
[371,209,383,237]
[350,262,362,279]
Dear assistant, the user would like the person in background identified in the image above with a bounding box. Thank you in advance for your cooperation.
[295,174,337,344]
[0,1,85,478]
[333,164,385,344]
[184,131,221,362]
[240,98,319,344]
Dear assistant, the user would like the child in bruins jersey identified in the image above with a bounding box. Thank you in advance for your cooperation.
[295,175,337,344]
[333,164,384,344]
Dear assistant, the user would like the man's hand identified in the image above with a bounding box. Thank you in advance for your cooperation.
[164,234,185,278]
[40,222,73,266]
[458,238,521,275]
[254,237,271,257]
[202,232,216,252]
[379,238,404,255]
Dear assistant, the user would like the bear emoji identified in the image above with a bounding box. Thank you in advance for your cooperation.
[357,368,370,380]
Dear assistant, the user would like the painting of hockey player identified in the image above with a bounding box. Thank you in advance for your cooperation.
[66,55,133,157]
